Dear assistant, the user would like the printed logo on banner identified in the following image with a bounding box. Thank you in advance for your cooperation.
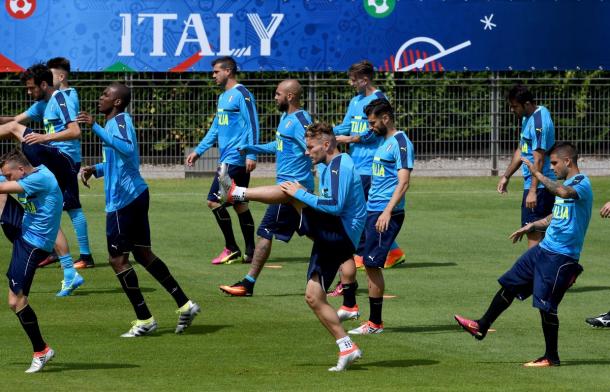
[5,0,35,19]
[363,0,395,18]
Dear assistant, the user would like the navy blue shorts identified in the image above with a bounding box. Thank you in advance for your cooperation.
[363,210,405,268]
[360,175,372,201]
[498,245,583,314]
[106,189,151,257]
[300,208,355,292]
[207,164,250,204]
[521,188,555,227]
[21,129,81,211]
[1,195,23,243]
[355,175,372,255]
[7,237,49,296]
[257,203,301,242]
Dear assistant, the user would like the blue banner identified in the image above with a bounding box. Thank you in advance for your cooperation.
[0,0,608,72]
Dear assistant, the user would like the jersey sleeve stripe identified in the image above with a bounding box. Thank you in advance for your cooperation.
[236,85,258,147]
[294,111,311,129]
[318,156,342,206]
[395,133,410,169]
[533,111,543,146]
[54,92,72,122]
[115,114,132,143]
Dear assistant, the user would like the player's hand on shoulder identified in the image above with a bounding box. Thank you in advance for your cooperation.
[76,111,94,125]
[335,135,351,144]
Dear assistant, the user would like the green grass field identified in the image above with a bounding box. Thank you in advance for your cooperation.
[2,176,610,391]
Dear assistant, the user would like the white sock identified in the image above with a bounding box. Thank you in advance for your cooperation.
[336,336,354,352]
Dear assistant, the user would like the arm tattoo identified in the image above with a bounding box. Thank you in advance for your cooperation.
[536,172,578,198]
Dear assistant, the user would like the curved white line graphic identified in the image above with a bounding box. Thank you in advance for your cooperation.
[394,37,472,71]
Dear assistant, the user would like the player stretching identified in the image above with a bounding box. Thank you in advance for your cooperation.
[78,83,200,337]
[1,150,63,372]
[186,56,258,265]
[218,79,315,296]
[218,123,366,371]
[0,63,84,296]
[497,85,556,248]
[1,57,94,269]
[456,142,592,367]
[334,60,406,271]
[347,99,414,335]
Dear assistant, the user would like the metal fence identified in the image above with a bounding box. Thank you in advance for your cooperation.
[1,71,609,176]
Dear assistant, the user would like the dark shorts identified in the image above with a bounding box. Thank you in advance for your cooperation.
[521,188,555,227]
[300,208,355,292]
[106,189,151,257]
[207,164,250,204]
[22,129,81,211]
[257,203,301,242]
[362,210,405,268]
[1,195,23,242]
[498,245,583,314]
[7,237,49,296]
[360,174,372,201]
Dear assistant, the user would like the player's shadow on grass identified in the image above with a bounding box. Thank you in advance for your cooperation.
[561,359,610,366]
[69,287,157,296]
[385,324,459,334]
[299,358,439,370]
[12,362,140,372]
[269,256,308,264]
[401,262,458,269]
[154,324,230,336]
[570,285,610,294]
[354,359,439,369]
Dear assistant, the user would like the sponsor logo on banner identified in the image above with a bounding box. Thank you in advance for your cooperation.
[5,0,35,19]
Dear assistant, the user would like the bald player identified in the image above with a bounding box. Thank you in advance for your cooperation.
[219,79,314,297]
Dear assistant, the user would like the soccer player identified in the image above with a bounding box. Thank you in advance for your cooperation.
[219,79,319,297]
[0,58,94,269]
[218,122,366,371]
[185,56,258,265]
[334,60,406,272]
[347,99,414,335]
[0,63,84,297]
[0,150,62,373]
[455,142,592,367]
[497,85,556,249]
[78,82,200,337]
[584,199,610,327]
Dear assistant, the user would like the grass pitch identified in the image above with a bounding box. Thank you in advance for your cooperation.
[1,176,610,391]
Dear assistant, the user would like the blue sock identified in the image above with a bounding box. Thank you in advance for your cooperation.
[68,208,91,256]
[59,254,76,282]
[244,275,256,283]
[390,241,400,251]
